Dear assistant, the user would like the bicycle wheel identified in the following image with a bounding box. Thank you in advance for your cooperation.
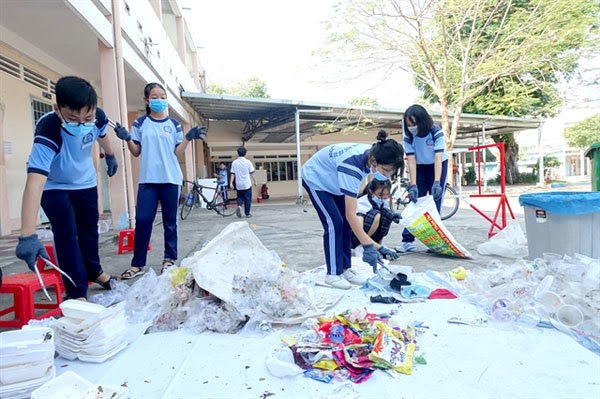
[440,185,459,220]
[390,186,410,210]
[180,193,195,220]
[214,190,236,217]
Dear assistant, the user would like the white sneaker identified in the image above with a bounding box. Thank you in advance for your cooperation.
[342,269,367,286]
[324,274,352,290]
[395,242,416,253]
[236,206,242,218]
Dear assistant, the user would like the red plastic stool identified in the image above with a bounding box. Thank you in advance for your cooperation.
[117,229,151,255]
[0,268,64,329]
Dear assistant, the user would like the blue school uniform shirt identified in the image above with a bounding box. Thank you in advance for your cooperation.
[131,115,183,185]
[217,169,227,185]
[403,124,449,165]
[302,143,371,197]
[26,109,108,190]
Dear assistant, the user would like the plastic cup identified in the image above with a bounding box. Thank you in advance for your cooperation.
[556,305,583,327]
[538,291,562,313]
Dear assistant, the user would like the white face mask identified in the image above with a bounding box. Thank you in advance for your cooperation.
[407,126,418,135]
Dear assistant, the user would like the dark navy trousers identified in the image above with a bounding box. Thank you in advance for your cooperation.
[303,180,351,276]
[41,186,101,299]
[236,188,252,216]
[402,159,449,243]
[132,183,180,267]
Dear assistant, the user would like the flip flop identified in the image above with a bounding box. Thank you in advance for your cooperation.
[94,275,114,290]
[121,267,144,280]
[400,284,431,299]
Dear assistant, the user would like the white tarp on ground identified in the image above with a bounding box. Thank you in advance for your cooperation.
[54,264,600,399]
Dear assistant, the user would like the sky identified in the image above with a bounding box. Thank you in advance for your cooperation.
[182,0,419,109]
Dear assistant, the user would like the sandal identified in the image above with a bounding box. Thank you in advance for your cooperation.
[94,274,114,290]
[121,267,144,280]
[160,259,176,274]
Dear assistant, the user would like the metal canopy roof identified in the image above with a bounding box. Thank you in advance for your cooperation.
[182,92,543,147]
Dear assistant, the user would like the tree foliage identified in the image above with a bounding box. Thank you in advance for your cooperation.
[206,77,270,98]
[564,113,600,148]
[320,0,598,150]
[348,96,380,107]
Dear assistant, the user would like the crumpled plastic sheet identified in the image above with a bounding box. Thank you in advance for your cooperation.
[182,297,246,334]
[476,221,528,258]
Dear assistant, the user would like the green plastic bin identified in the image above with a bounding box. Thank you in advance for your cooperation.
[585,142,600,191]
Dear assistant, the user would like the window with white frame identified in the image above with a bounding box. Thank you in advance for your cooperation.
[31,98,53,126]
[254,156,298,182]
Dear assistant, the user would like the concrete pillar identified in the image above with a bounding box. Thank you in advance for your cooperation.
[0,101,10,235]
[98,40,132,228]
[150,0,162,22]
[191,50,200,90]
[176,16,185,63]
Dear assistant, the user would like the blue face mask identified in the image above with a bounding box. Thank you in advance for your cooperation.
[62,121,95,137]
[371,196,385,208]
[149,99,168,113]
[372,171,389,181]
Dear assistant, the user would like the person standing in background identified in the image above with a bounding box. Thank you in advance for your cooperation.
[230,146,257,218]
[397,104,448,252]
[114,82,206,278]
[215,162,229,203]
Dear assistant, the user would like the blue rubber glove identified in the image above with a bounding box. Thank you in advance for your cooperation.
[431,180,443,201]
[392,212,402,224]
[407,184,419,203]
[15,234,49,272]
[362,244,383,273]
[114,123,131,141]
[105,153,118,177]
[185,126,208,141]
[379,245,399,260]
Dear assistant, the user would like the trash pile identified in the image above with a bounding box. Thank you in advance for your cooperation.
[30,371,128,399]
[90,222,339,334]
[425,253,600,353]
[52,300,128,362]
[0,327,55,399]
[267,308,426,383]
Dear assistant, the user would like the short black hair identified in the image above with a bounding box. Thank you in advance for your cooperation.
[361,177,392,197]
[404,104,433,137]
[55,76,97,111]
[237,146,247,157]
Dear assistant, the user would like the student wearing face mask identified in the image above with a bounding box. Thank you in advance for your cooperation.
[16,76,118,300]
[398,104,449,252]
[351,178,402,252]
[302,130,405,290]
[113,82,207,279]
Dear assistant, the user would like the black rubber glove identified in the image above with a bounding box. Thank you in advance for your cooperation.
[407,184,419,203]
[185,126,208,141]
[105,154,118,177]
[379,245,399,260]
[362,244,383,273]
[114,123,131,141]
[431,181,443,201]
[15,234,48,271]
[392,212,402,224]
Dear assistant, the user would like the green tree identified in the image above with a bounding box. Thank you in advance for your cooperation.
[564,113,600,148]
[320,0,598,182]
[205,78,270,98]
[349,96,380,107]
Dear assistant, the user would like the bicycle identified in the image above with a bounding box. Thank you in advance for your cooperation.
[389,177,460,220]
[180,180,236,219]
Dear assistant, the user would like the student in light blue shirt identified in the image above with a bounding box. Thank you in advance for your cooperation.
[302,130,404,289]
[398,104,449,252]
[215,162,228,202]
[114,82,207,278]
[16,76,118,300]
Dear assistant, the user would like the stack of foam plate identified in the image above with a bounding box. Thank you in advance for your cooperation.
[0,327,56,399]
[31,371,128,399]
[54,300,128,363]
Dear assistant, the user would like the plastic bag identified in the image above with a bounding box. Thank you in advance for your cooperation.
[399,196,472,258]
[477,222,528,258]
